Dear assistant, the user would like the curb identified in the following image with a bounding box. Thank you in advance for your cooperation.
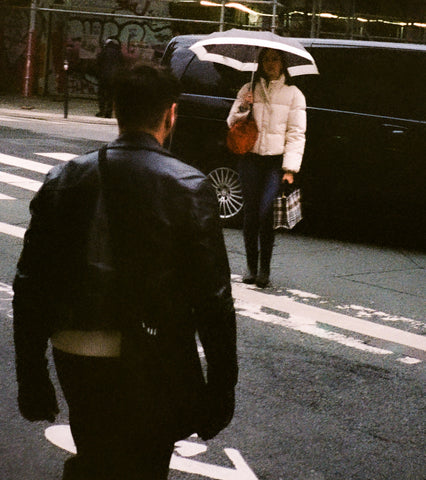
[0,108,116,125]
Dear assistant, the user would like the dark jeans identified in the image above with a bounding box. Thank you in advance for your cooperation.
[238,154,282,275]
[53,348,175,480]
[97,81,113,117]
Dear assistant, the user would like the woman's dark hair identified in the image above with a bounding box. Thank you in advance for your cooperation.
[113,63,181,130]
[254,48,292,85]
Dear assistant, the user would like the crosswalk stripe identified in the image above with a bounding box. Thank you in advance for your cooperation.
[0,152,52,174]
[0,193,15,200]
[0,221,25,238]
[36,152,77,162]
[232,282,426,353]
[0,171,42,191]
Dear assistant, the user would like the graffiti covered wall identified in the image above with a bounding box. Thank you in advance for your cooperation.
[52,0,173,95]
[0,0,173,95]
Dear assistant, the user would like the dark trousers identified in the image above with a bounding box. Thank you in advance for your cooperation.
[238,154,282,275]
[53,348,175,480]
[97,81,113,117]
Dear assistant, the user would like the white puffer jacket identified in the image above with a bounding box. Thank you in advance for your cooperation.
[227,75,306,173]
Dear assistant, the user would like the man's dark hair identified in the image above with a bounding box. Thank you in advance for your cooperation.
[113,63,181,131]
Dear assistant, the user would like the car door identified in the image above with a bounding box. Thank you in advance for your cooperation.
[296,45,426,230]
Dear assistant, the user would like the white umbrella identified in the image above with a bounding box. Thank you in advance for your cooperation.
[189,28,318,77]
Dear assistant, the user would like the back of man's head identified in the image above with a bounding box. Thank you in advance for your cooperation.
[113,63,181,132]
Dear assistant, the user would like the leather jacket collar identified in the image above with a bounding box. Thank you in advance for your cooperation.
[108,131,172,158]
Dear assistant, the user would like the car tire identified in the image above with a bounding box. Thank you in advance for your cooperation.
[208,166,243,227]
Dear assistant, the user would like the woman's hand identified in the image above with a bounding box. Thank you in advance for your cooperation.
[282,172,294,184]
[241,91,253,110]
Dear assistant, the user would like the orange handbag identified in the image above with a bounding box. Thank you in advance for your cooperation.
[226,109,258,155]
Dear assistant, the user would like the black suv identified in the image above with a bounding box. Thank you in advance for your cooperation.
[162,36,426,246]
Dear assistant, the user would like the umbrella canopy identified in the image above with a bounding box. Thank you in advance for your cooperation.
[189,29,318,77]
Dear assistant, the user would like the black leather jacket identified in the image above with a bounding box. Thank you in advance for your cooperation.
[13,132,237,438]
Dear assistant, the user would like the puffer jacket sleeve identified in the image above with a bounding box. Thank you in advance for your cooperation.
[226,82,251,127]
[282,86,307,173]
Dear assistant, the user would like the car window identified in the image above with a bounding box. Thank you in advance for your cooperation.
[180,56,251,98]
[294,47,425,121]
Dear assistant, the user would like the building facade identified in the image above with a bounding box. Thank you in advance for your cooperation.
[0,0,424,96]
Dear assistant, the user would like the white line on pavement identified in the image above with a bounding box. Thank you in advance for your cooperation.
[235,297,394,356]
[0,152,53,174]
[0,193,15,200]
[232,282,426,353]
[36,152,77,161]
[0,221,25,238]
[0,171,42,191]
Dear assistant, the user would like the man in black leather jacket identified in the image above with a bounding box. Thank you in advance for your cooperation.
[13,64,237,480]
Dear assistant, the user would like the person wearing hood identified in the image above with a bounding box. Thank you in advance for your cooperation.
[96,38,125,118]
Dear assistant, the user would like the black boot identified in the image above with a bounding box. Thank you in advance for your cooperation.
[257,248,271,288]
[242,271,257,284]
[255,269,270,288]
[243,248,258,284]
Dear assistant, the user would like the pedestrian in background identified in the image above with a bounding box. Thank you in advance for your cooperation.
[13,63,237,480]
[96,38,124,118]
[227,48,306,288]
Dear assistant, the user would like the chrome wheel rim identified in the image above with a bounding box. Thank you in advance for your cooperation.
[208,167,243,220]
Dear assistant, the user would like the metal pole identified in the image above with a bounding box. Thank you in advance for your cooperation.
[316,0,322,38]
[63,59,69,119]
[219,1,226,31]
[271,0,278,33]
[43,11,52,96]
[23,0,37,97]
[310,0,317,38]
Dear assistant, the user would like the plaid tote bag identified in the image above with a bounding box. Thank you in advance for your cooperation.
[273,187,303,230]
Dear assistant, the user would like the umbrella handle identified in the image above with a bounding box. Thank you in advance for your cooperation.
[250,70,255,92]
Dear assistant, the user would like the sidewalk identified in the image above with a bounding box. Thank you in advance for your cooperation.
[0,94,115,125]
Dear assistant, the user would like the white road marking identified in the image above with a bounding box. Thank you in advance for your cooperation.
[45,425,76,454]
[0,171,41,191]
[287,289,321,299]
[175,440,207,457]
[0,152,78,198]
[232,282,426,353]
[0,193,14,200]
[0,221,25,238]
[45,425,258,479]
[0,282,13,296]
[236,298,394,356]
[36,152,77,161]
[170,447,258,479]
[398,357,422,365]
[337,304,424,329]
[0,115,64,125]
[0,152,53,174]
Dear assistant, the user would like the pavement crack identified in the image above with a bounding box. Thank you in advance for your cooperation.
[399,250,425,269]
[338,276,425,299]
[335,266,423,279]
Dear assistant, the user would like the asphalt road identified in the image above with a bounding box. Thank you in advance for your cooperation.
[0,119,425,480]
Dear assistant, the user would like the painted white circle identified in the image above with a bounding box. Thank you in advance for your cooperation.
[45,425,77,454]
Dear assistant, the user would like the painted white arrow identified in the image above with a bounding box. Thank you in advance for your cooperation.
[45,425,77,454]
[170,447,258,479]
[45,425,258,480]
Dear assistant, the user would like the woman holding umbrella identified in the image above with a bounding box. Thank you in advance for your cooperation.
[227,48,307,288]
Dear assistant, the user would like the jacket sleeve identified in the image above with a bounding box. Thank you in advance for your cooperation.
[226,83,251,128]
[13,171,59,386]
[282,86,307,173]
[187,179,238,393]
